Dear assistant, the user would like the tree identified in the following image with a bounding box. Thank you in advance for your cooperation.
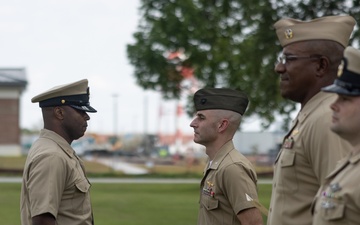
[127,0,360,129]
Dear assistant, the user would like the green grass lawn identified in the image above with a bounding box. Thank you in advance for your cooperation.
[0,182,271,225]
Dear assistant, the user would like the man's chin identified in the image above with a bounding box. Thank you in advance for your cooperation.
[330,125,341,135]
[193,138,203,145]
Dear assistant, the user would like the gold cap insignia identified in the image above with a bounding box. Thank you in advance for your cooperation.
[284,29,293,39]
[337,60,344,77]
[61,99,66,104]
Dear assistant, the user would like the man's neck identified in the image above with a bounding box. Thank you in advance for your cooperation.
[205,139,232,160]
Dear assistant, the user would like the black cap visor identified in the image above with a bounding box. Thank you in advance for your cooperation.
[70,104,97,113]
[322,83,360,96]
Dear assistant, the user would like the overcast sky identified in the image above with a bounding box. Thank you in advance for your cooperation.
[0,0,268,136]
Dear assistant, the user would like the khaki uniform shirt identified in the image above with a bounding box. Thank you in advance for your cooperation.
[197,141,258,225]
[312,152,360,225]
[267,92,351,225]
[20,129,94,225]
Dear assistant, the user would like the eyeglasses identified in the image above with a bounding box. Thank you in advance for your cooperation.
[277,54,322,65]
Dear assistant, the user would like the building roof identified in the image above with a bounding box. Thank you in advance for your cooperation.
[0,68,27,89]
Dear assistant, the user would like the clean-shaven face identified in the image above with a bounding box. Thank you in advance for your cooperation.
[330,94,360,142]
[61,106,90,141]
[190,110,220,146]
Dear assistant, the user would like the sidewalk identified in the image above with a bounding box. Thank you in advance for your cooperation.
[92,157,149,175]
[0,177,272,184]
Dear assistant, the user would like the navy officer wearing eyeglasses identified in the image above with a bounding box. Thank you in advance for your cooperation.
[267,15,355,225]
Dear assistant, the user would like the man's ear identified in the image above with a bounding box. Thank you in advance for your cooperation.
[218,119,229,133]
[315,56,330,77]
[53,106,64,120]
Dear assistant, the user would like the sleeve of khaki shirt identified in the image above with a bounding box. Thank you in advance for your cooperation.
[28,153,68,218]
[220,163,259,214]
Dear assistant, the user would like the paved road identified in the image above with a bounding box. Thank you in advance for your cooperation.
[0,177,272,184]
[86,157,149,175]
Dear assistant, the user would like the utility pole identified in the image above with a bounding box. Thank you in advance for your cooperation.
[112,94,119,136]
[143,94,149,155]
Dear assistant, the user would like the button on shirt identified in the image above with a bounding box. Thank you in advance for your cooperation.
[198,141,258,225]
[20,129,93,225]
[267,92,351,225]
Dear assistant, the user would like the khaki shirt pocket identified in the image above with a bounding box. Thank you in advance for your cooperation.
[280,150,295,167]
[75,179,90,192]
[278,150,298,192]
[201,196,219,211]
[72,179,91,214]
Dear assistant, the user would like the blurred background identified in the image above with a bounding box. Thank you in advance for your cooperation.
[1,0,359,177]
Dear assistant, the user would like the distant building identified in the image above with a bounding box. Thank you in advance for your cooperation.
[233,131,284,155]
[0,68,27,156]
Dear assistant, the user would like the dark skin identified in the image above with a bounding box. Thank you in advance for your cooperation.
[238,208,263,225]
[32,213,55,225]
[275,40,344,108]
[43,105,90,144]
[32,105,90,225]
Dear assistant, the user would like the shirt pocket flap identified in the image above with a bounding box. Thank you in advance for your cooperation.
[280,150,295,167]
[321,203,345,220]
[203,197,219,211]
[75,179,91,193]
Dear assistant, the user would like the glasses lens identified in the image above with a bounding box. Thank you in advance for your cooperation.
[277,55,285,64]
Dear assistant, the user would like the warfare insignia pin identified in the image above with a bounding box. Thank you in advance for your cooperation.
[291,129,299,136]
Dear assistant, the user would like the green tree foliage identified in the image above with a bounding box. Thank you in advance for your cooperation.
[127,0,360,129]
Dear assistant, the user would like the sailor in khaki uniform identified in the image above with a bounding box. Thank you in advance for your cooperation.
[268,16,355,225]
[190,88,263,225]
[312,46,360,225]
[20,79,97,225]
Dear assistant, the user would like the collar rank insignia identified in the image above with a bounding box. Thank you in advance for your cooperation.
[337,60,344,77]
